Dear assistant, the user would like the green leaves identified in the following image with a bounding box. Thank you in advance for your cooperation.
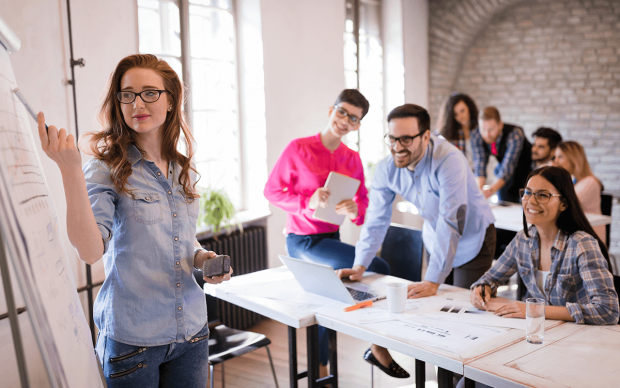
[198,188,237,235]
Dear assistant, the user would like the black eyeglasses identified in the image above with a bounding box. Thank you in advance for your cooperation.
[334,106,361,125]
[116,90,168,104]
[384,132,424,147]
[520,188,562,204]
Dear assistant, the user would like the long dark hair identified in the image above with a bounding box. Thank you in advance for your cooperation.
[522,166,610,268]
[437,92,479,140]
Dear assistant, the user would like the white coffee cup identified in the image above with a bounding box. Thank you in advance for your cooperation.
[386,282,407,313]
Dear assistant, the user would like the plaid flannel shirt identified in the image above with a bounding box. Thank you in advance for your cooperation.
[471,124,525,181]
[472,227,619,325]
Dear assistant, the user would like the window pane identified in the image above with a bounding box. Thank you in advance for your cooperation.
[189,6,235,61]
[189,0,231,9]
[191,59,237,111]
[343,0,385,186]
[138,0,181,57]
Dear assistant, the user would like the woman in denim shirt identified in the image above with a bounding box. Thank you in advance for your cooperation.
[37,54,233,387]
[470,166,618,324]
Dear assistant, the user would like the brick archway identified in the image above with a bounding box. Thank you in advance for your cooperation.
[428,0,526,120]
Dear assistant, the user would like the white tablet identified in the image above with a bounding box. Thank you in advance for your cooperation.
[312,171,361,225]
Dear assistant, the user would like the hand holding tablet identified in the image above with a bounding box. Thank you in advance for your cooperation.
[312,172,361,225]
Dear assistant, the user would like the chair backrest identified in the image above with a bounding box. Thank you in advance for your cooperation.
[380,223,424,282]
[601,192,612,247]
[193,268,220,327]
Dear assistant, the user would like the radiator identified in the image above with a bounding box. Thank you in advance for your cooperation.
[198,226,267,330]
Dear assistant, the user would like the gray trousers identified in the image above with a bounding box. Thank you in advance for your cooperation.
[451,224,497,289]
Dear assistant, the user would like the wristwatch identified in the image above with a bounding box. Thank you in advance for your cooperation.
[193,247,206,270]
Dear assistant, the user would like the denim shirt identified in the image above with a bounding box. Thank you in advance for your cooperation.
[473,227,619,325]
[354,135,495,283]
[84,145,206,346]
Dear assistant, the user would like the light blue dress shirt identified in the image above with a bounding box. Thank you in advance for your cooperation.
[354,135,495,283]
[84,145,206,346]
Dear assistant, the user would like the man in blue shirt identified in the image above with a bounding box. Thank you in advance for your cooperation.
[337,104,497,372]
[338,104,496,295]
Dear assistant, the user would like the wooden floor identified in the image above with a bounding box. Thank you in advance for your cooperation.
[208,318,441,388]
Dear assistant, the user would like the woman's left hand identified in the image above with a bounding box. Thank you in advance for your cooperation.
[494,301,526,318]
[335,199,358,220]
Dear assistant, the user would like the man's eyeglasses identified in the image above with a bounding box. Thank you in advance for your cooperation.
[384,132,424,148]
[334,106,361,125]
[116,90,168,104]
[519,188,562,204]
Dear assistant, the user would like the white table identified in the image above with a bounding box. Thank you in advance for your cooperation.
[491,203,612,232]
[464,323,620,388]
[314,280,563,388]
[209,267,564,388]
[206,266,336,388]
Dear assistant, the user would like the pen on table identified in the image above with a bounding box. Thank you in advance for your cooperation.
[11,87,48,133]
[343,296,386,312]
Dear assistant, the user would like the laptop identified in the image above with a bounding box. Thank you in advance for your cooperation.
[279,254,383,305]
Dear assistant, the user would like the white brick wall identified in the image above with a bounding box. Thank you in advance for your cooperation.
[429,0,620,255]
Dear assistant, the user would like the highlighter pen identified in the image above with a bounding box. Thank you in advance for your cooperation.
[343,296,386,312]
[12,87,48,133]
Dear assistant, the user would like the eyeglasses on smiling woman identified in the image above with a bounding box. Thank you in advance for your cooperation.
[334,106,361,126]
[519,188,562,204]
[116,90,169,104]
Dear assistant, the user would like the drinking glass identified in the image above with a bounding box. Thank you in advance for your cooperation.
[526,298,545,344]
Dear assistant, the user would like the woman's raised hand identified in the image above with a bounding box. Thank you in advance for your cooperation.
[37,112,81,173]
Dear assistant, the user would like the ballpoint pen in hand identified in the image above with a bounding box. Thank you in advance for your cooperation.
[480,285,487,311]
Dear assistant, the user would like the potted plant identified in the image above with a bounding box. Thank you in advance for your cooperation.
[197,187,240,239]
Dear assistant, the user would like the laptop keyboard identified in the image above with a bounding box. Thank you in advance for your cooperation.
[346,287,377,301]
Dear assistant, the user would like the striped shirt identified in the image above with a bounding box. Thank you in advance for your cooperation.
[471,123,525,181]
[472,227,619,325]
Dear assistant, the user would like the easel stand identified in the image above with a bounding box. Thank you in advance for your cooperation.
[0,227,30,388]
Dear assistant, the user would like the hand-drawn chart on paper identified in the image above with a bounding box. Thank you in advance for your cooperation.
[0,47,103,388]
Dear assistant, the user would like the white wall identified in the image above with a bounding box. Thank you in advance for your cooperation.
[403,0,429,108]
[261,0,346,267]
[0,0,137,384]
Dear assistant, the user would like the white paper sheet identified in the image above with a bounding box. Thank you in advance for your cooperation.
[381,316,508,354]
[416,296,526,330]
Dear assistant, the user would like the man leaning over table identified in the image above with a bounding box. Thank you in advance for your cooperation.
[337,104,497,370]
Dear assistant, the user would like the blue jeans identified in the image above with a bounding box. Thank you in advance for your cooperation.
[96,324,210,388]
[286,231,390,365]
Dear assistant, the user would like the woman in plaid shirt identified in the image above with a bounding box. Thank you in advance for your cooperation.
[470,166,619,324]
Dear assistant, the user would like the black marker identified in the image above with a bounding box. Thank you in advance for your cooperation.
[11,87,48,133]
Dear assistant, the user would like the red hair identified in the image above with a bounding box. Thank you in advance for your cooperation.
[83,54,199,199]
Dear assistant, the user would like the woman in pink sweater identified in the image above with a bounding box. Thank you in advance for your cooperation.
[264,90,406,378]
[554,141,607,246]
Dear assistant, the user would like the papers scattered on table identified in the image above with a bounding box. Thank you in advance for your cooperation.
[382,316,508,354]
[416,296,525,330]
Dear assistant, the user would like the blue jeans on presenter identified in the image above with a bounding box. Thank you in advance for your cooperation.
[287,230,390,366]
[96,324,210,388]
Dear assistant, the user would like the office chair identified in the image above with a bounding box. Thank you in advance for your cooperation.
[379,223,426,388]
[601,192,612,249]
[193,269,279,388]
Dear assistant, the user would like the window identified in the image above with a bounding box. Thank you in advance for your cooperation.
[137,0,244,210]
[344,0,386,180]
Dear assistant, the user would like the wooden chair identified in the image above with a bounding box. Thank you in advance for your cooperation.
[193,270,279,388]
[379,223,426,387]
